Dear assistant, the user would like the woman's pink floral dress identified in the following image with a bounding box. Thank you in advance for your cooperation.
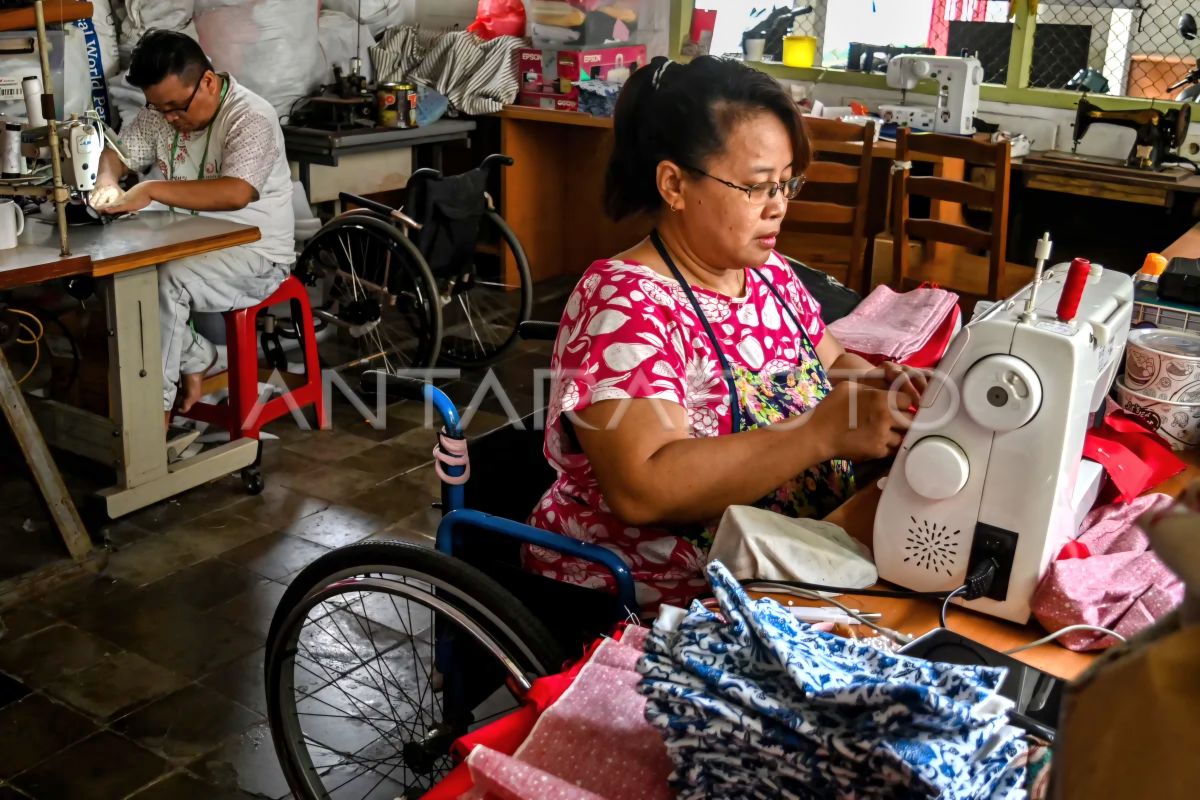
[525,252,853,609]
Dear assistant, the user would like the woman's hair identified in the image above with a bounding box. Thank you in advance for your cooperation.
[605,56,810,221]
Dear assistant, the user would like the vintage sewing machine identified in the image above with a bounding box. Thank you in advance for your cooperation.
[1071,97,1191,170]
[874,249,1133,623]
[885,54,983,136]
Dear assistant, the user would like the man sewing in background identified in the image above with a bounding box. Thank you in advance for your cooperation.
[91,29,295,430]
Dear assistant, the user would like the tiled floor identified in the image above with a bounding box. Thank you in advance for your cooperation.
[0,282,565,798]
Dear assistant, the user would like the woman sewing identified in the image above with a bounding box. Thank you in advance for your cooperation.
[527,56,925,608]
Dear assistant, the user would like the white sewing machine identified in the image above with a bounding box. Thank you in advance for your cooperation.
[885,54,983,136]
[874,254,1133,623]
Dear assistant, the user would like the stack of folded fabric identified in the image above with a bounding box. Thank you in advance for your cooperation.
[638,562,1031,799]
[827,285,959,368]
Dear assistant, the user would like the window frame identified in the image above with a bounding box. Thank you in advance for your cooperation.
[670,0,1190,112]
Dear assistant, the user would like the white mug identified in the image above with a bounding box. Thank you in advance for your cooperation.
[0,199,24,250]
[744,38,767,62]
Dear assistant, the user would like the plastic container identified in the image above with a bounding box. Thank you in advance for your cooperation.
[783,34,817,68]
[526,0,640,49]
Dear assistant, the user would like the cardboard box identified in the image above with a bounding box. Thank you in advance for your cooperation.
[517,85,579,113]
[517,45,646,89]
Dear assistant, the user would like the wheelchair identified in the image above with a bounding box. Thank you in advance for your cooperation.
[264,323,638,799]
[294,154,534,378]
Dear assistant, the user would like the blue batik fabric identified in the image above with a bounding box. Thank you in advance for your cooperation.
[636,561,1029,800]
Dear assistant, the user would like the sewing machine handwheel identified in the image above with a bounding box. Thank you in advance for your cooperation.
[962,354,1042,431]
[241,467,265,496]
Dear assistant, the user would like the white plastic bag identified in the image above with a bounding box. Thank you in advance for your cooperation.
[323,0,413,38]
[0,27,92,122]
[91,0,121,79]
[194,0,323,118]
[318,10,375,86]
[118,0,196,67]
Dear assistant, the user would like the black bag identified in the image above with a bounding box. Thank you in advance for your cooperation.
[783,255,862,323]
[409,168,489,280]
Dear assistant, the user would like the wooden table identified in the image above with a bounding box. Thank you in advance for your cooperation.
[780,450,1200,681]
[3,213,262,552]
[498,107,646,283]
[1013,155,1200,209]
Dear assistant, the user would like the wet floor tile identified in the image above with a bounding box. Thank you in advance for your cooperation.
[138,560,265,612]
[220,533,331,583]
[0,694,98,780]
[125,769,255,800]
[281,505,388,550]
[11,731,170,800]
[215,580,288,639]
[201,648,268,717]
[189,721,292,800]
[115,685,262,764]
[0,624,116,688]
[39,649,188,722]
[280,464,382,504]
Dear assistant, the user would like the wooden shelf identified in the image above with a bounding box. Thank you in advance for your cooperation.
[0,2,92,32]
[499,106,614,129]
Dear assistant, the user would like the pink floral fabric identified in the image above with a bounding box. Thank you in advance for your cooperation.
[463,627,672,800]
[525,253,829,609]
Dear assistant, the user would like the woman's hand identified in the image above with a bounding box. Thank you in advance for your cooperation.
[861,361,930,406]
[811,382,913,462]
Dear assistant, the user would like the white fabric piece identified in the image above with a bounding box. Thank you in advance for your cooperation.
[708,505,878,587]
[194,0,324,119]
[323,0,413,37]
[318,9,375,86]
[117,76,296,264]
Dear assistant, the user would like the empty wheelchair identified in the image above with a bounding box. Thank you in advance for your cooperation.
[264,326,637,799]
[295,154,534,378]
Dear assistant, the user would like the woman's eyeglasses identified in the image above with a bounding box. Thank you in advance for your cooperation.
[685,167,806,205]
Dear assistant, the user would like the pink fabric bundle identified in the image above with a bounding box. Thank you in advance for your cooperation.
[1031,493,1185,651]
[463,625,673,800]
[827,285,958,362]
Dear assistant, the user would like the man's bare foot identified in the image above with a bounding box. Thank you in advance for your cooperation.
[178,371,204,414]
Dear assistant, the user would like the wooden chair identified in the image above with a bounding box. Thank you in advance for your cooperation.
[781,117,875,294]
[892,128,1029,303]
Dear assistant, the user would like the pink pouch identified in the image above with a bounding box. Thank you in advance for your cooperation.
[1031,493,1184,651]
[827,285,958,362]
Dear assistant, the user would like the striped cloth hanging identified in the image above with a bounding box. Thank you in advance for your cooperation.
[370,26,526,116]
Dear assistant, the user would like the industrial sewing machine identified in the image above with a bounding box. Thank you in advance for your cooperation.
[874,241,1133,623]
[1070,97,1192,171]
[885,54,983,135]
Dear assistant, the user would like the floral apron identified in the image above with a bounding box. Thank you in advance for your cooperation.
[650,231,854,547]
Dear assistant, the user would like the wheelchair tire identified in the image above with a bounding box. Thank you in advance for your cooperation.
[437,210,533,368]
[265,539,562,799]
[298,212,444,373]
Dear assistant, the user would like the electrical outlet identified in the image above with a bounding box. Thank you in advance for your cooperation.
[967,524,1019,602]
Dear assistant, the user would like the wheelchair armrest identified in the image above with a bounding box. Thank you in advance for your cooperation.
[518,321,559,341]
[360,372,462,434]
[435,509,639,616]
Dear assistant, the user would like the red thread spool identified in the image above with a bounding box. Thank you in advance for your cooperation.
[1056,257,1091,322]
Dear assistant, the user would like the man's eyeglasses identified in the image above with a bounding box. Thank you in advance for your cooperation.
[684,166,806,205]
[146,75,205,116]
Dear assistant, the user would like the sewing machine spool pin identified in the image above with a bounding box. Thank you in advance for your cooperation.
[1020,232,1054,323]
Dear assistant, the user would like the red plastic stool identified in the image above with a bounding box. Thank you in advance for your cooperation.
[180,274,327,465]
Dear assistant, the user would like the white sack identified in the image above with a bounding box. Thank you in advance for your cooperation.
[194,0,323,119]
[323,0,413,37]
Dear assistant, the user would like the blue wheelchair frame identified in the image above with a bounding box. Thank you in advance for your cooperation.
[422,383,640,617]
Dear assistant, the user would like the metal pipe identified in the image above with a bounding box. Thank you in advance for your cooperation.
[33,1,70,256]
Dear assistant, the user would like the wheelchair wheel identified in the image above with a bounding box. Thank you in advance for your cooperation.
[298,213,443,373]
[437,210,533,368]
[266,540,562,799]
